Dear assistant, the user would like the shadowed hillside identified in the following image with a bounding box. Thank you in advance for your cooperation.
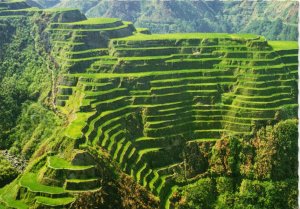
[32,0,299,41]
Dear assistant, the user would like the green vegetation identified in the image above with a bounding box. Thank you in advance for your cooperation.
[172,119,298,209]
[178,178,216,209]
[48,156,94,170]
[68,17,120,25]
[115,33,258,41]
[9,103,62,159]
[0,2,297,209]
[0,15,55,151]
[44,8,80,12]
[268,41,298,50]
[65,112,95,139]
[20,173,65,194]
[0,181,29,209]
[0,155,19,187]
[35,196,75,207]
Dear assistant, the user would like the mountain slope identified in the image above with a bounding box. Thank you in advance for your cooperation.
[0,1,298,209]
[33,0,298,40]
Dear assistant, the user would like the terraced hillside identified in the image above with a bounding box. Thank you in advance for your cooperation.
[0,1,298,209]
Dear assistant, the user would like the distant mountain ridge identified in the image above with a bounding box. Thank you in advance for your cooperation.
[32,0,298,40]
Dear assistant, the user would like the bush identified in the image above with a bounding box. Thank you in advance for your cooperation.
[271,119,298,180]
[210,137,240,176]
[215,193,235,209]
[216,177,234,194]
[235,179,297,209]
[253,119,298,180]
[179,178,216,209]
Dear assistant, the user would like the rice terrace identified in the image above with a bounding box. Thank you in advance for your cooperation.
[0,0,298,209]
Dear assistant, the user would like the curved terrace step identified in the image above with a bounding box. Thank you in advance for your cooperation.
[64,178,100,191]
[19,172,69,198]
[47,156,97,180]
[35,196,75,208]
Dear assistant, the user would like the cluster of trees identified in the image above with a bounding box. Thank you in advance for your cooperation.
[175,177,296,209]
[0,17,53,152]
[241,19,298,41]
[8,102,62,159]
[172,119,298,209]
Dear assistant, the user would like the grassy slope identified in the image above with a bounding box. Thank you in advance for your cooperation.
[268,41,298,50]
[48,156,94,170]
[115,33,258,41]
[69,17,120,25]
[20,173,65,194]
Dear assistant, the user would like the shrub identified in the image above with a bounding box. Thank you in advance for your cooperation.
[216,177,234,194]
[235,179,297,209]
[179,178,216,209]
[210,137,240,176]
[271,119,298,180]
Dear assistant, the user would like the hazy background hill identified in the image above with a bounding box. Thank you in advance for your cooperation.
[31,0,298,40]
